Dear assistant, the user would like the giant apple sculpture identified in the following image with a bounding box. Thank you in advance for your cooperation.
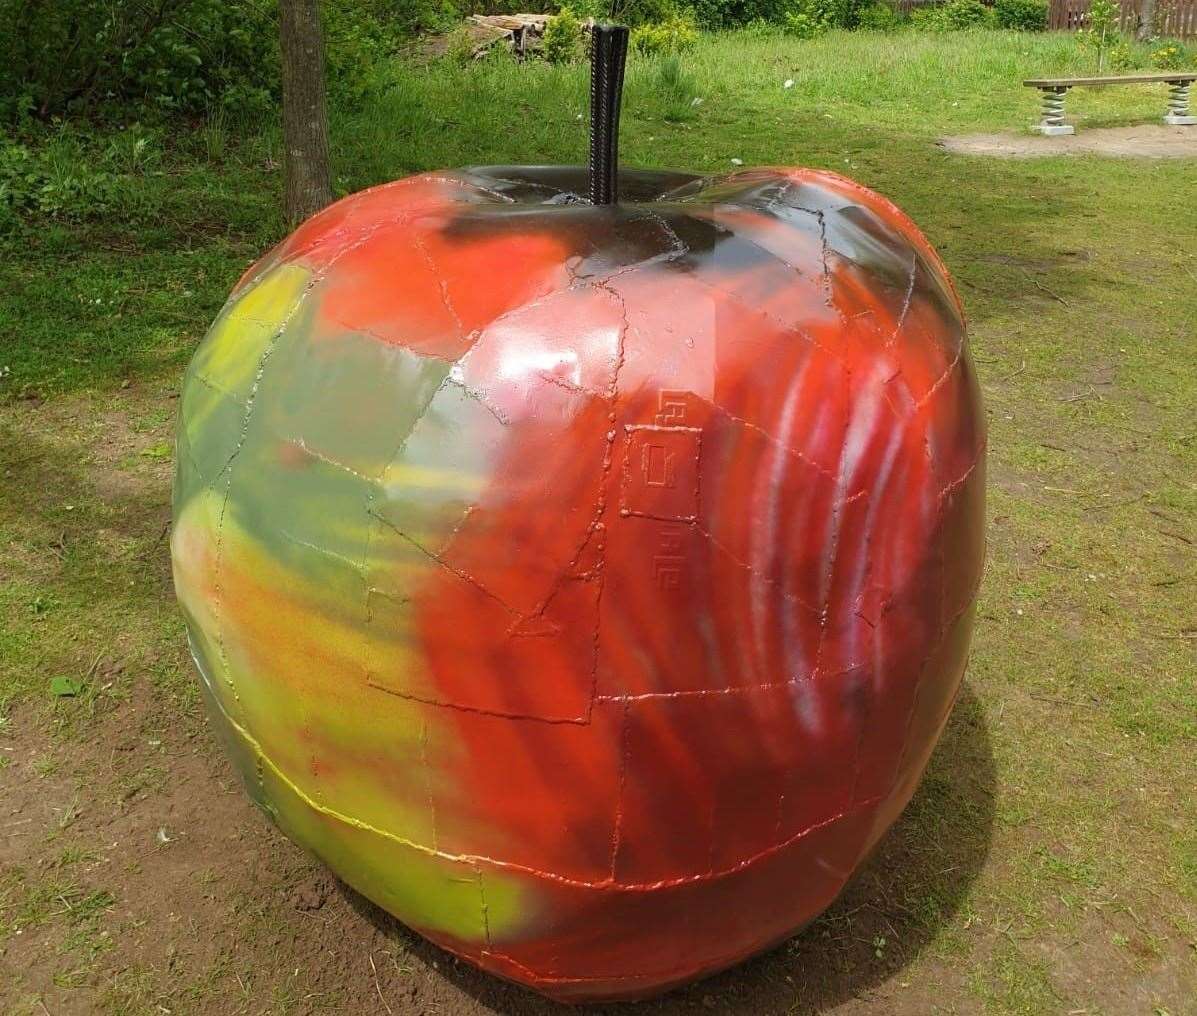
[171,29,984,1005]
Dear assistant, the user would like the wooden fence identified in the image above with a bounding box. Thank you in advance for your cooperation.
[1048,0,1197,37]
[891,0,1197,36]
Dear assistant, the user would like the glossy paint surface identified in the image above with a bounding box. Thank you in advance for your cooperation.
[171,165,985,1002]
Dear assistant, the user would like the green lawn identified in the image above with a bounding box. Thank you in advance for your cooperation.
[1,27,1195,1016]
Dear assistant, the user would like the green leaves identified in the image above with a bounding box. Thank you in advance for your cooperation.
[49,676,83,698]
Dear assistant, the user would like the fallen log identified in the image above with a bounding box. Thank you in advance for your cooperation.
[467,14,550,59]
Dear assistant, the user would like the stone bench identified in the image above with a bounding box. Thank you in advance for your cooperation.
[1023,73,1197,135]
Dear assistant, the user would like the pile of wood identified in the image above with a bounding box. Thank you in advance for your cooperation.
[466,14,552,59]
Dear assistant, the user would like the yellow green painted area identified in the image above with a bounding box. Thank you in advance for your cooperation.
[194,662,528,942]
[188,263,311,403]
[169,260,534,945]
[171,481,536,941]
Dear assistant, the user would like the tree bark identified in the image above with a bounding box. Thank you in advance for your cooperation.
[1136,0,1157,40]
[280,0,332,225]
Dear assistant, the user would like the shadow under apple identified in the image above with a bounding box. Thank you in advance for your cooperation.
[343,681,996,1015]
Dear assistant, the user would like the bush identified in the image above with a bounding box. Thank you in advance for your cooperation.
[616,0,692,25]
[913,0,995,31]
[631,11,701,53]
[543,7,584,63]
[778,0,874,35]
[734,16,784,34]
[856,2,903,30]
[1077,0,1122,72]
[324,8,402,102]
[782,3,835,36]
[564,0,611,16]
[0,0,278,123]
[0,126,169,233]
[1108,39,1138,69]
[686,0,788,28]
[444,24,479,65]
[653,0,868,28]
[993,0,1047,30]
[1149,40,1190,69]
[377,0,459,36]
[0,0,431,125]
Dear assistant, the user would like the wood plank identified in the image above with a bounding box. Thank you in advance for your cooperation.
[1024,73,1197,86]
[1047,0,1197,40]
[468,13,549,29]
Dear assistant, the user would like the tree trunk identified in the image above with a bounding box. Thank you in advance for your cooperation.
[1136,0,1157,40]
[280,0,332,225]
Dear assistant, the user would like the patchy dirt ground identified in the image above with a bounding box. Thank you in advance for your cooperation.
[939,124,1197,158]
[0,392,1007,1015]
[0,677,998,1016]
[3,28,1197,1012]
[1,317,1194,1015]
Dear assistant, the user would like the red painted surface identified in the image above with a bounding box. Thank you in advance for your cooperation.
[226,165,985,1001]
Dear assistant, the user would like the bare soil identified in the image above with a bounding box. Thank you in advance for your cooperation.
[0,688,997,1016]
[939,124,1197,158]
[4,392,1194,1016]
[0,394,1001,1015]
[0,637,1000,1016]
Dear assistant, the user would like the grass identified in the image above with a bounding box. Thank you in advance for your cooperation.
[1,25,1195,1016]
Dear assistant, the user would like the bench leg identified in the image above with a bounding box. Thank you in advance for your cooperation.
[1034,87,1075,136]
[1164,80,1196,126]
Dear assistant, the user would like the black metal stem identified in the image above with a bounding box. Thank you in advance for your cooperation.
[588,24,629,206]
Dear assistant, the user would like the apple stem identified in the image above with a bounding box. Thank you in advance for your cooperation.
[588,24,629,207]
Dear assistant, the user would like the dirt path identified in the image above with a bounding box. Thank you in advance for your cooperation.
[940,124,1197,158]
